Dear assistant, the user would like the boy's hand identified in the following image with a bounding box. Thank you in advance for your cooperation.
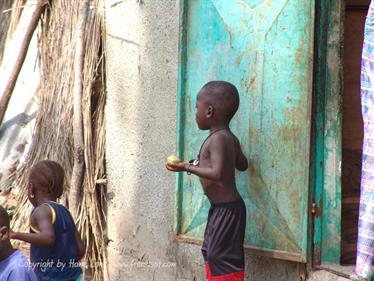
[166,162,186,172]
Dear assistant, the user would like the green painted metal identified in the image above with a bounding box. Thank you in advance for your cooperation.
[320,0,343,263]
[175,0,188,236]
[312,0,343,264]
[175,0,315,262]
[311,0,328,265]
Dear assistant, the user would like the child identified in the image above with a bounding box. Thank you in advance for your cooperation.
[167,81,248,281]
[11,160,85,281]
[0,205,37,281]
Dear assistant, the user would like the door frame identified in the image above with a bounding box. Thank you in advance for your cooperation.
[311,0,344,265]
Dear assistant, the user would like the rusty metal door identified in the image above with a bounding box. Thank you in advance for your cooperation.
[175,0,314,262]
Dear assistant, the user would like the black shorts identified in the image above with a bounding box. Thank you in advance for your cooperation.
[202,197,246,280]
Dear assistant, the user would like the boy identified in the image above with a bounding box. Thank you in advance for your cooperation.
[167,81,248,281]
[11,160,85,281]
[0,205,37,281]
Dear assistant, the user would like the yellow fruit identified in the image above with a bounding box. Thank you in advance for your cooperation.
[167,155,182,165]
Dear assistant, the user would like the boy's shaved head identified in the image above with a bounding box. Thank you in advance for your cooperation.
[200,81,239,121]
[0,206,10,228]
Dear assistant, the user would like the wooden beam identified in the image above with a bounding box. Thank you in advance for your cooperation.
[69,0,89,219]
[0,0,47,125]
[174,234,306,263]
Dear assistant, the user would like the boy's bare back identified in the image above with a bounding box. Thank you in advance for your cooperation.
[198,129,247,203]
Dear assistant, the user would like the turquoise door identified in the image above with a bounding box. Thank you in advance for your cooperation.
[176,0,314,262]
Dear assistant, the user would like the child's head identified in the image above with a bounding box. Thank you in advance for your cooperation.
[28,160,65,206]
[0,206,11,250]
[196,81,239,130]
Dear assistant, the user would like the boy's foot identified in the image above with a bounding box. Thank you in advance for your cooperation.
[350,273,368,281]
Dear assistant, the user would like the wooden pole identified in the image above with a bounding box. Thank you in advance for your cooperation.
[69,0,89,219]
[0,0,47,125]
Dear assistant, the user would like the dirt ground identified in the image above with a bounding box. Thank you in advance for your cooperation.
[307,266,356,281]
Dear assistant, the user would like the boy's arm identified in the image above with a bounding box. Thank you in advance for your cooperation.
[167,135,226,181]
[235,143,248,171]
[11,205,55,247]
[75,228,86,260]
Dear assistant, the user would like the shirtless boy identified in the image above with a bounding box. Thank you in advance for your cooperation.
[0,206,37,281]
[167,81,248,281]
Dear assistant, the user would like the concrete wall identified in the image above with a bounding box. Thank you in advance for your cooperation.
[105,0,306,280]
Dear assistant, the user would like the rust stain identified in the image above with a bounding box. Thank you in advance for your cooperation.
[313,247,321,266]
[314,197,323,218]
[279,126,302,142]
[295,46,304,63]
[181,212,186,231]
[236,53,244,66]
[248,159,256,176]
[249,76,256,89]
[247,159,269,201]
[284,107,304,121]
[243,75,257,95]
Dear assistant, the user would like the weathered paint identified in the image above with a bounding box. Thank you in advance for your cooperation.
[312,0,343,265]
[311,0,329,266]
[322,0,344,264]
[176,0,315,262]
[175,0,188,235]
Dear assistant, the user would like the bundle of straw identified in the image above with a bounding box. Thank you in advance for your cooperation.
[6,0,107,280]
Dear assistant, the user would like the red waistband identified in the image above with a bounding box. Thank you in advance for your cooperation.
[205,263,244,281]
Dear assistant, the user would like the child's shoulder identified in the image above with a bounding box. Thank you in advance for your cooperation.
[210,129,238,145]
[31,203,54,221]
[32,203,50,214]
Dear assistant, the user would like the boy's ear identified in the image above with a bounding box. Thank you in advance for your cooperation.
[28,182,35,195]
[0,226,9,240]
[207,105,213,118]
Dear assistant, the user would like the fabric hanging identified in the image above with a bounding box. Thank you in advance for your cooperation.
[357,1,374,279]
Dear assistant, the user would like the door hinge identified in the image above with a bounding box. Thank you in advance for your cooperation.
[312,203,317,214]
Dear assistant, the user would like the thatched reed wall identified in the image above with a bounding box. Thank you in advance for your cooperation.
[3,0,107,280]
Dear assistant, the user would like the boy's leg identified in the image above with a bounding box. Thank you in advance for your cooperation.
[202,208,214,279]
[204,199,246,281]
